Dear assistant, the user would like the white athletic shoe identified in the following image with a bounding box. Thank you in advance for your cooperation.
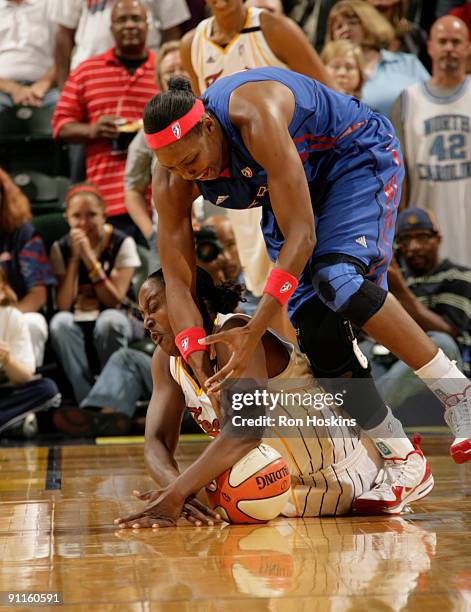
[353,435,434,515]
[444,387,471,464]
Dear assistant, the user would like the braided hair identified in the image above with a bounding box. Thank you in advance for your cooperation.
[144,76,204,137]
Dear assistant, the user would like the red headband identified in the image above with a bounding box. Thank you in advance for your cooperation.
[144,99,205,150]
[65,184,103,203]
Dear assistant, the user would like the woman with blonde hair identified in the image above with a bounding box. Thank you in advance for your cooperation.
[0,167,55,367]
[321,39,365,96]
[326,0,429,116]
[0,267,60,436]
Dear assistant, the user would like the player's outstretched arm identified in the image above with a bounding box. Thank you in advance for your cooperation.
[116,319,268,528]
[202,81,316,389]
[143,349,186,488]
[115,348,221,528]
[153,165,218,392]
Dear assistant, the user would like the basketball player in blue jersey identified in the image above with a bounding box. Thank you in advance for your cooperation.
[115,268,402,529]
[142,68,471,513]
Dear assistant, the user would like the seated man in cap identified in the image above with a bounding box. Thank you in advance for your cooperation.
[361,207,471,410]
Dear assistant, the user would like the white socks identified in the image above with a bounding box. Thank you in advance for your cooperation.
[365,406,414,459]
[414,349,470,407]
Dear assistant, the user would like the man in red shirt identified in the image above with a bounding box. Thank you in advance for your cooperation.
[52,0,158,241]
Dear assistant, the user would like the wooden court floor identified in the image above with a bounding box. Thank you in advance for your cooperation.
[0,435,470,611]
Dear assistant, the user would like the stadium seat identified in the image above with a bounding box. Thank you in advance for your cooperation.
[0,107,66,176]
[0,106,53,140]
[14,171,70,214]
[32,212,68,254]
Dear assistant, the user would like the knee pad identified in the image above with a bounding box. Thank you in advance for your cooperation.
[311,254,387,327]
[295,297,372,379]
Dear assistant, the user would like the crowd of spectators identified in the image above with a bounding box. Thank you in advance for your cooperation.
[0,0,470,439]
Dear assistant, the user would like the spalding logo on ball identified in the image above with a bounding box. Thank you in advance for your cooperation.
[206,444,291,524]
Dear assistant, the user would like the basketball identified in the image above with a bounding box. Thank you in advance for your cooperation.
[205,443,291,524]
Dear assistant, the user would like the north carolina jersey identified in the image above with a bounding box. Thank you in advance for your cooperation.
[169,314,381,516]
[400,79,471,266]
[197,67,403,319]
[190,7,287,94]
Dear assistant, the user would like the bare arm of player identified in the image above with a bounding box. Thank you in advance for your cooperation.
[260,12,336,90]
[180,30,202,96]
[115,319,267,528]
[116,348,223,528]
[202,81,316,389]
[153,165,220,396]
[143,349,185,487]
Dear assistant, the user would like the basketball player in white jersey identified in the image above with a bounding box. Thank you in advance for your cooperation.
[391,15,471,266]
[115,268,433,529]
[180,0,335,318]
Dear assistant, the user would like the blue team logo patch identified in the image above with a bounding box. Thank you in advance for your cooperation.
[181,337,189,351]
[172,122,182,139]
[280,282,292,294]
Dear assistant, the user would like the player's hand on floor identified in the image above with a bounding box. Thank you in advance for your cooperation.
[115,486,184,528]
[132,489,162,504]
[199,326,260,392]
[183,496,223,526]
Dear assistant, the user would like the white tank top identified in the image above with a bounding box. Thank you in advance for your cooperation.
[190,7,288,93]
[169,314,361,475]
[401,79,471,266]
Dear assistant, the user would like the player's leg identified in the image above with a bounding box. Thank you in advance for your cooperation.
[363,293,471,463]
[295,293,434,513]
[312,125,470,466]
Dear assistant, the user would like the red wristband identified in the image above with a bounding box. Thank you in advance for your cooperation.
[263,269,298,306]
[175,327,209,362]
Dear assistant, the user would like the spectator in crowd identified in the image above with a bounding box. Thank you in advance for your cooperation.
[53,345,151,436]
[52,0,191,90]
[0,168,54,367]
[391,15,471,266]
[326,0,429,116]
[364,0,430,70]
[124,41,189,269]
[0,0,58,111]
[321,39,365,96]
[283,0,338,53]
[0,267,60,437]
[52,0,159,242]
[361,208,471,413]
[48,183,142,404]
[181,0,334,343]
